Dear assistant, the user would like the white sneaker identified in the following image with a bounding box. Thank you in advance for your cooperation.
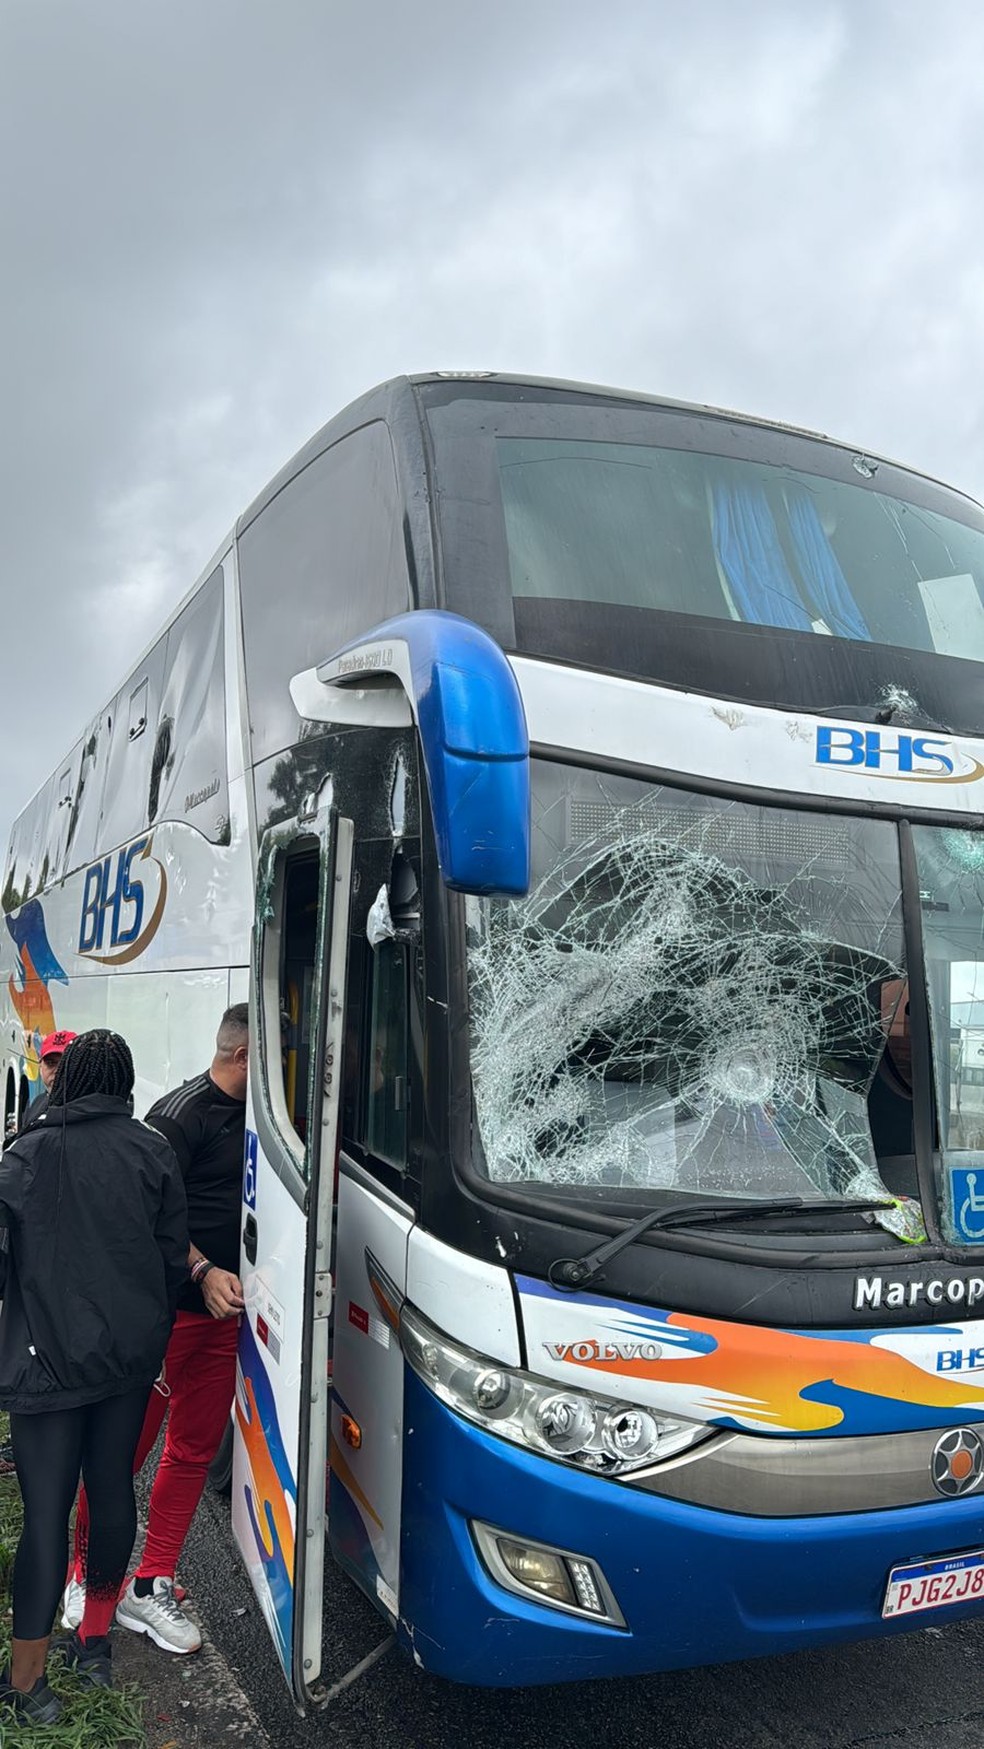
[115,1577,202,1654]
[60,1576,85,1631]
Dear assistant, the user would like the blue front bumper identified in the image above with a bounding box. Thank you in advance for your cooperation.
[399,1370,984,1687]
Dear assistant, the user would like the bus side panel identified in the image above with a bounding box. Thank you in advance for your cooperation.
[1,831,248,1116]
[105,968,231,1110]
[233,1128,308,1676]
[329,1169,412,1621]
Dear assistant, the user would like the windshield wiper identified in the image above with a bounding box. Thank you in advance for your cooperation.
[548,1197,896,1292]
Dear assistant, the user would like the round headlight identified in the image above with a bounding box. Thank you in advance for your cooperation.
[534,1393,596,1455]
[472,1369,511,1412]
[601,1407,660,1463]
[420,1340,441,1377]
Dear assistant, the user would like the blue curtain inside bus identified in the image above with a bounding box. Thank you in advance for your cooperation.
[786,490,871,642]
[712,482,870,640]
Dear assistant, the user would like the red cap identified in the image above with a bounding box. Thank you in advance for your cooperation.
[40,1030,78,1061]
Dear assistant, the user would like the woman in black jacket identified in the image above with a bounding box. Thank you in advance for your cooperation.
[0,1030,188,1725]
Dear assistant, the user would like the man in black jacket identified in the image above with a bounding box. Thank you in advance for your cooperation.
[0,1029,188,1722]
[66,1004,249,1655]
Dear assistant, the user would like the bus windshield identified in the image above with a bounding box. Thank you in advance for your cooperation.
[466,761,910,1209]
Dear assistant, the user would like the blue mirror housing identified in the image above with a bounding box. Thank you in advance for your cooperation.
[293,611,531,897]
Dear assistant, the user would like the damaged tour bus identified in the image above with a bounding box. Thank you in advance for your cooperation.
[7,374,984,1702]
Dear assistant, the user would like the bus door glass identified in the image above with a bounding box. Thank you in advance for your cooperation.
[232,801,353,1707]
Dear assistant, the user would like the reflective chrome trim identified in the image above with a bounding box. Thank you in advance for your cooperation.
[628,1425,981,1516]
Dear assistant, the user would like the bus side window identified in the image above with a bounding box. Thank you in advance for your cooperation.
[149,566,228,841]
[341,840,419,1178]
[278,848,321,1149]
[238,422,412,768]
[365,941,409,1169]
[100,640,166,851]
[128,679,149,741]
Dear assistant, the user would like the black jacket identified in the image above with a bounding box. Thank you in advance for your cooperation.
[0,1094,189,1413]
[15,1088,49,1135]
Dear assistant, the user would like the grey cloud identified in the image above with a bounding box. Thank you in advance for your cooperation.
[4,0,984,844]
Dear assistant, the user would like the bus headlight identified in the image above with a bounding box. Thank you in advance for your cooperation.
[400,1303,709,1477]
[601,1407,661,1463]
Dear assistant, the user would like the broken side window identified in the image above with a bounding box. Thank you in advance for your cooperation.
[912,826,984,1238]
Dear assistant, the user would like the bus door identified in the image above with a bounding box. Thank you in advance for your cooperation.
[232,799,353,1708]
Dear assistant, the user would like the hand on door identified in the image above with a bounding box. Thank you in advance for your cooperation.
[202,1268,245,1320]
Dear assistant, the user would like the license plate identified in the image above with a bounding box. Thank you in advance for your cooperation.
[883,1549,984,1618]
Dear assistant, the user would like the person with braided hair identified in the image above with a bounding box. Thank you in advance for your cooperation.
[65,1002,249,1656]
[0,1029,188,1725]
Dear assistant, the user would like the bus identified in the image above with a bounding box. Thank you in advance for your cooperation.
[6,372,984,1705]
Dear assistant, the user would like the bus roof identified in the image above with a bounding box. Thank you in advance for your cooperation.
[238,372,983,534]
[8,373,981,833]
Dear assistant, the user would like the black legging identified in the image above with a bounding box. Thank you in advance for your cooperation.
[9,1386,151,1639]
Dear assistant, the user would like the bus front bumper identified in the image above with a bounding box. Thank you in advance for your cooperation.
[398,1371,984,1687]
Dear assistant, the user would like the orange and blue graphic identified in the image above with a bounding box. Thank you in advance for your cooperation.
[7,900,68,1079]
[236,1318,297,1666]
[520,1276,984,1438]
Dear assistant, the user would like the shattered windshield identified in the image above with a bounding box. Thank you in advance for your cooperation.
[466,763,907,1205]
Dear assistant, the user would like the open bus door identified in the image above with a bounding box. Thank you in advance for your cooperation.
[232,798,353,1709]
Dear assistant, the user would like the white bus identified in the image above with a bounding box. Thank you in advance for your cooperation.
[7,374,984,1704]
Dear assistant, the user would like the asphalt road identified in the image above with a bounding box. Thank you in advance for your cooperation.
[179,1488,984,1749]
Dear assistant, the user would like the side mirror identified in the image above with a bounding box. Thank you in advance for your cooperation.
[291,612,531,898]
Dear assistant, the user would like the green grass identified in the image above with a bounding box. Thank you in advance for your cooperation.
[0,1414,147,1747]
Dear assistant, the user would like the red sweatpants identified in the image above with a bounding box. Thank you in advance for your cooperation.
[73,1311,239,1584]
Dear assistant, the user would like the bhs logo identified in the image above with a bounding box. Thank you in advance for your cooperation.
[816,726,984,785]
[78,836,168,964]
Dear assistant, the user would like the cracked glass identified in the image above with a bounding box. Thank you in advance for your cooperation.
[467,762,906,1206]
[912,826,984,1237]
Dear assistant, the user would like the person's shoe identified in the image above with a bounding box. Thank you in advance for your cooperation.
[60,1629,113,1688]
[0,1441,16,1476]
[0,1667,63,1723]
[62,1571,185,1622]
[61,1573,85,1629]
[116,1576,202,1654]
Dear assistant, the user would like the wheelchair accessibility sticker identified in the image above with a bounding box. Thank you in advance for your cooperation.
[949,1163,984,1243]
[243,1129,258,1211]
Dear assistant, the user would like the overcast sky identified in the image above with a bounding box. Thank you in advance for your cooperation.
[4,0,984,850]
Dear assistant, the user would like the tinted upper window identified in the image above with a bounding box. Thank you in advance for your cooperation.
[98,639,167,854]
[2,777,53,912]
[497,438,984,657]
[422,385,984,736]
[149,566,228,842]
[238,422,411,764]
[63,709,113,874]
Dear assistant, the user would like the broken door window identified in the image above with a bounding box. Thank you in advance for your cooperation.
[911,827,984,1231]
[466,763,906,1205]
